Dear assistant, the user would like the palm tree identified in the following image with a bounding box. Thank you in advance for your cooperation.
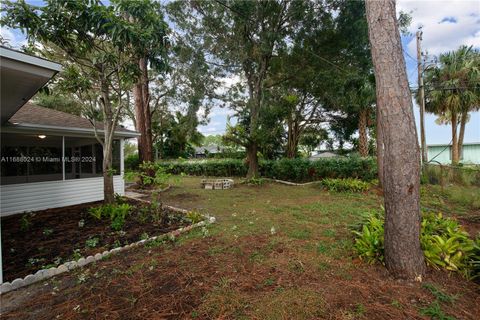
[423,46,480,164]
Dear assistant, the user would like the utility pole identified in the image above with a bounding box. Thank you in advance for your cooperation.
[416,29,428,164]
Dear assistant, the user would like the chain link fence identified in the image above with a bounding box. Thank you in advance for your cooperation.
[421,163,480,188]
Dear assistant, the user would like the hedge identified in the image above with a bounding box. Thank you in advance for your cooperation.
[154,157,377,182]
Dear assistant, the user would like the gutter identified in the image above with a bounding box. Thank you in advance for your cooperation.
[2,122,140,138]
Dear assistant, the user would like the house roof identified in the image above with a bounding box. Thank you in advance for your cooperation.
[4,103,139,138]
[0,46,62,124]
[194,145,224,154]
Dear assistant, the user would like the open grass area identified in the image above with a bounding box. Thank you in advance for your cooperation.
[1,176,479,319]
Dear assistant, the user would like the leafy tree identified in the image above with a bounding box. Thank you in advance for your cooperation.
[169,0,326,177]
[1,0,143,203]
[113,0,169,164]
[423,46,480,164]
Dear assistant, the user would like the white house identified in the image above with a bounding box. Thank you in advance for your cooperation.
[0,46,138,283]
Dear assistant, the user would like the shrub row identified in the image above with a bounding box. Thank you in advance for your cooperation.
[153,157,377,182]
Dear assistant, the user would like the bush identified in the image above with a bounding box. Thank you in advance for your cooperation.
[88,203,132,231]
[319,178,372,192]
[155,156,377,182]
[125,153,140,170]
[353,210,479,279]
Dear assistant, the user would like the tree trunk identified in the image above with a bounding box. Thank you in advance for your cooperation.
[376,107,384,188]
[246,142,259,179]
[140,57,153,163]
[133,57,153,164]
[451,112,459,164]
[134,78,146,163]
[457,111,467,161]
[358,108,369,157]
[100,78,115,204]
[286,118,299,158]
[366,0,425,280]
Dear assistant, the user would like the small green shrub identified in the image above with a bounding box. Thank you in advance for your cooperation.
[42,228,53,236]
[88,203,132,231]
[353,210,478,278]
[186,210,204,224]
[109,204,132,231]
[89,206,104,220]
[320,178,372,192]
[124,153,140,170]
[352,214,385,264]
[85,237,100,248]
[20,214,32,231]
[242,177,267,186]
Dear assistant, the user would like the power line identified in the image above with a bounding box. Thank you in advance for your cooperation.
[212,0,350,75]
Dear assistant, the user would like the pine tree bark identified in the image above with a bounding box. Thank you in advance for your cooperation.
[358,108,369,157]
[134,57,154,164]
[365,0,425,280]
[376,107,384,188]
[451,111,459,164]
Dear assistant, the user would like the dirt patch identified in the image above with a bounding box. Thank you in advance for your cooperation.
[458,212,480,237]
[1,199,190,282]
[1,234,479,320]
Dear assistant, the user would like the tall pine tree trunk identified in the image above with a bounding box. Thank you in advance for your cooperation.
[358,108,369,157]
[140,57,153,162]
[134,57,153,164]
[451,111,459,164]
[366,0,425,280]
[376,108,384,188]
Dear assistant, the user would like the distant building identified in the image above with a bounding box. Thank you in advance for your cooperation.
[308,151,339,161]
[194,145,224,158]
[427,143,480,165]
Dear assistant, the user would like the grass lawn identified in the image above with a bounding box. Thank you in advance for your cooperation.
[1,176,479,319]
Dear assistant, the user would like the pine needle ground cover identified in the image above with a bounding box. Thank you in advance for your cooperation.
[1,177,479,320]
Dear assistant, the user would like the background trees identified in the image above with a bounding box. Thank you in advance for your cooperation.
[423,46,480,164]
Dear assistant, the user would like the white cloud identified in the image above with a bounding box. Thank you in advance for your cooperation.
[0,27,28,49]
[398,0,480,56]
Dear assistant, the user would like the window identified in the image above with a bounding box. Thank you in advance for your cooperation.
[1,133,62,185]
[65,137,120,180]
[1,133,121,185]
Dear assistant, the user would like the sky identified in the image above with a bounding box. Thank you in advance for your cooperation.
[1,0,479,145]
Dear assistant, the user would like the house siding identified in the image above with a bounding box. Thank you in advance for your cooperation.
[0,176,125,216]
[427,144,480,165]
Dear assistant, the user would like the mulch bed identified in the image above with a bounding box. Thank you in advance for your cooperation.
[1,234,479,320]
[1,199,190,282]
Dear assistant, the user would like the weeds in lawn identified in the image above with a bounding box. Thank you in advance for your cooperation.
[420,301,456,320]
[185,210,204,224]
[422,283,458,304]
[140,232,149,240]
[319,178,372,193]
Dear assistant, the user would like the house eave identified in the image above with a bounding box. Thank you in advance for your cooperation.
[2,122,140,138]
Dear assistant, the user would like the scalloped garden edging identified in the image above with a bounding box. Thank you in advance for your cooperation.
[264,178,318,186]
[0,204,215,295]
